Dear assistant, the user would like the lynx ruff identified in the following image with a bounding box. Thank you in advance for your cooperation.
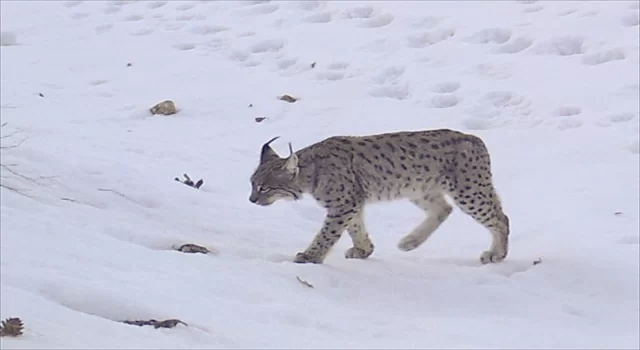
[249,129,510,265]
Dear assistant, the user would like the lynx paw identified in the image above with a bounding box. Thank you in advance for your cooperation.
[293,252,323,264]
[345,247,373,259]
[397,236,423,252]
[480,250,506,264]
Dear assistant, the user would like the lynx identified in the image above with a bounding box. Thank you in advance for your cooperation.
[249,129,510,265]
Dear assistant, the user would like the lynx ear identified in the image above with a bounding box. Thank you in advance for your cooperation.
[260,136,280,163]
[284,142,299,175]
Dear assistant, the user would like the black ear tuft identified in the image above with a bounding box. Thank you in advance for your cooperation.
[260,136,281,163]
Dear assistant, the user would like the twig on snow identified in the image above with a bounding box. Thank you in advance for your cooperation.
[296,276,314,289]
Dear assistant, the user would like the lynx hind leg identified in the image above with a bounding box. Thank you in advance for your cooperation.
[345,209,375,259]
[398,193,453,252]
[448,183,510,264]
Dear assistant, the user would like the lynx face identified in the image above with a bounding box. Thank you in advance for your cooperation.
[249,137,302,206]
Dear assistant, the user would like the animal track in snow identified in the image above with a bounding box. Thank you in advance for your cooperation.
[342,6,375,19]
[465,91,536,129]
[176,14,202,21]
[63,0,83,7]
[369,84,410,101]
[174,43,196,51]
[494,37,533,54]
[102,6,120,14]
[123,14,143,22]
[358,14,394,28]
[70,12,90,19]
[147,1,167,9]
[553,106,581,117]
[316,71,345,81]
[244,59,262,68]
[175,2,196,11]
[484,91,530,110]
[407,16,441,29]
[372,66,405,85]
[523,5,544,13]
[464,28,512,44]
[130,28,154,36]
[430,82,460,94]
[621,13,640,27]
[237,3,279,15]
[326,62,349,70]
[190,25,228,35]
[95,24,113,34]
[557,119,583,130]
[430,94,459,108]
[406,28,455,48]
[164,23,186,31]
[89,79,108,86]
[311,62,351,80]
[276,58,297,70]
[229,50,250,62]
[203,38,230,52]
[558,8,578,16]
[461,117,495,130]
[533,36,584,56]
[297,1,326,11]
[304,12,332,24]
[369,66,409,100]
[250,39,285,53]
[578,10,599,18]
[109,0,134,6]
[471,63,512,80]
[582,48,626,65]
[338,6,393,28]
[607,113,636,123]
[236,31,256,38]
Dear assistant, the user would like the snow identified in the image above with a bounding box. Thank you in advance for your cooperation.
[0,0,638,348]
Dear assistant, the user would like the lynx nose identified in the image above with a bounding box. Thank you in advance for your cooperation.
[249,194,258,203]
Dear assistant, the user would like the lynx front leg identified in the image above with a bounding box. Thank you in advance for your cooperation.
[294,209,354,264]
[344,209,375,260]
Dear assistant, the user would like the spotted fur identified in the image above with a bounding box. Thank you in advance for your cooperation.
[249,129,510,264]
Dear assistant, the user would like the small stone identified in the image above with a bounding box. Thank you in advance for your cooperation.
[38,93,44,98]
[176,243,210,254]
[310,62,316,68]
[127,63,132,67]
[255,116,266,123]
[279,94,298,103]
[150,100,177,115]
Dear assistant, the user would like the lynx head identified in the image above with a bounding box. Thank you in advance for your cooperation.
[249,136,302,206]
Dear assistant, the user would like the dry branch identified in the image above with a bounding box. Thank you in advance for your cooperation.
[0,317,24,337]
[296,276,314,289]
[122,319,187,329]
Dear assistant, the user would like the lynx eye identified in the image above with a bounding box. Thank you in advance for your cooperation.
[258,186,271,193]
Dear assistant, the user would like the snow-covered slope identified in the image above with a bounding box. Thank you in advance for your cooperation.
[1,1,638,348]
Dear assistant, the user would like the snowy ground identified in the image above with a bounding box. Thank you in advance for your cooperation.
[1,0,639,349]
